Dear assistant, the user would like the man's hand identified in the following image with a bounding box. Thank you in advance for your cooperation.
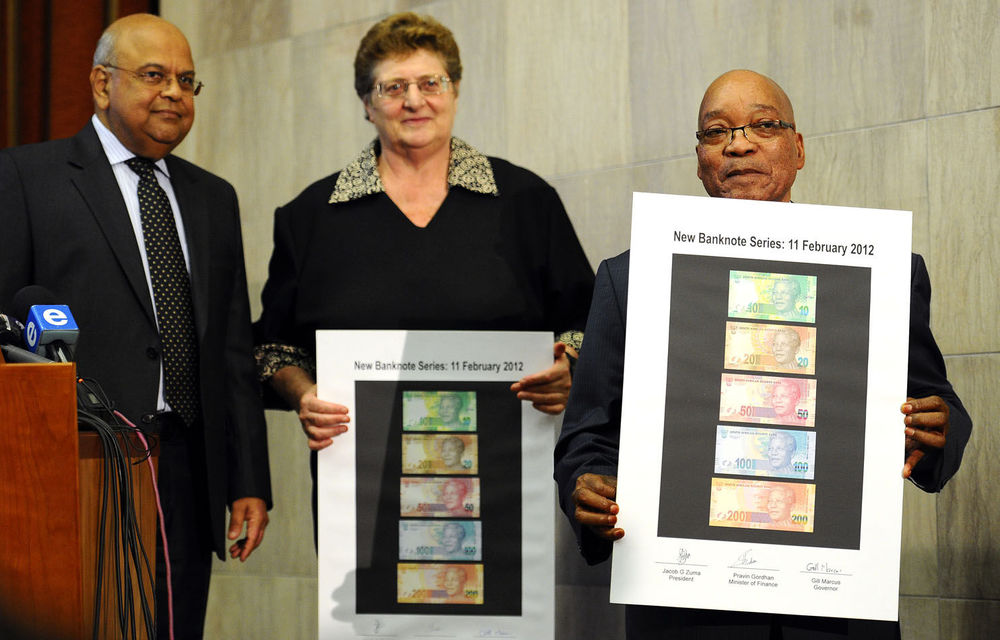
[297,384,350,451]
[510,342,574,414]
[572,473,624,540]
[901,395,949,479]
[227,497,269,562]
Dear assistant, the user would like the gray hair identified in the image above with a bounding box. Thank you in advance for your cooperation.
[93,28,117,66]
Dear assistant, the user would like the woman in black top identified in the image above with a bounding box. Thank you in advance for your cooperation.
[254,12,594,451]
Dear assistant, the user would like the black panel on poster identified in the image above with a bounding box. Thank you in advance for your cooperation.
[355,381,522,615]
[657,254,871,549]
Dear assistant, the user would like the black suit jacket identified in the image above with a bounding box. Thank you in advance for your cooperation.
[554,250,972,566]
[0,122,271,557]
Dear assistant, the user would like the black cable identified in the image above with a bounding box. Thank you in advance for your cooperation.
[77,378,157,639]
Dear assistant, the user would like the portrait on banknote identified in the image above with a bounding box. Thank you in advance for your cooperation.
[315,330,556,638]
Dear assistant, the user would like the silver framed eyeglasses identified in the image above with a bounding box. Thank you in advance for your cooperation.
[374,74,452,99]
[696,119,794,146]
[103,64,204,96]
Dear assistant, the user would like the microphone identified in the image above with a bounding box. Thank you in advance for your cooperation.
[12,286,80,363]
[0,313,25,348]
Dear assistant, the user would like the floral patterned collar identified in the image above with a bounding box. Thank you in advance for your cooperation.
[329,137,499,203]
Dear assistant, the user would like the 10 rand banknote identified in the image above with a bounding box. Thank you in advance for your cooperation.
[728,270,817,323]
[402,390,477,432]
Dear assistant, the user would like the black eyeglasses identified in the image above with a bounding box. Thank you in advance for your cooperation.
[696,120,794,146]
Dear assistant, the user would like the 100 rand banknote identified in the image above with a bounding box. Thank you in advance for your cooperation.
[399,520,482,561]
[714,425,816,480]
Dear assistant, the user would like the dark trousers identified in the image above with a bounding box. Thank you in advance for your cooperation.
[626,606,901,639]
[155,415,214,640]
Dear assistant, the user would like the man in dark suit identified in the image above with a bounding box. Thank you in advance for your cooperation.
[554,69,972,639]
[0,13,271,639]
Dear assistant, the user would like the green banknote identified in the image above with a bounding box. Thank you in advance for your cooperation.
[402,391,477,432]
[728,270,817,323]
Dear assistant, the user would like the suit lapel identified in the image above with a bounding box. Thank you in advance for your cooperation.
[67,124,157,326]
[167,157,211,342]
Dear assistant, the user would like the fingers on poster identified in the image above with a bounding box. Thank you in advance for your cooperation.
[712,270,819,534]
[397,390,485,606]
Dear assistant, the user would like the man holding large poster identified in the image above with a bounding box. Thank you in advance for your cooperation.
[554,70,972,638]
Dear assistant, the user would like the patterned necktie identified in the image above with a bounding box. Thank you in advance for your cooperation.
[126,157,200,426]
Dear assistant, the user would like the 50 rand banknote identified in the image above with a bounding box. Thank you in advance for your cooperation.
[719,373,816,427]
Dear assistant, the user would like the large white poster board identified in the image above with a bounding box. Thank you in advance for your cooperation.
[611,193,911,621]
[316,330,556,638]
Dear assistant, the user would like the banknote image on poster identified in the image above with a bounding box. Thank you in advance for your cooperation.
[714,425,816,480]
[397,563,485,605]
[719,373,816,427]
[402,433,479,474]
[399,520,483,561]
[356,381,521,615]
[402,391,477,431]
[728,270,817,323]
[724,322,817,375]
[657,254,870,549]
[400,477,480,518]
[709,478,816,533]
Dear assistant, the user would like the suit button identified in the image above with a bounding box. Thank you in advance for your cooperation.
[141,414,155,425]
[146,347,158,360]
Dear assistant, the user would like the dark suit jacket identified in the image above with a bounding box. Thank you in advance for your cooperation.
[554,250,972,566]
[0,122,271,557]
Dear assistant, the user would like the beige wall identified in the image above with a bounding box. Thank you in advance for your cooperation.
[160,1,1000,637]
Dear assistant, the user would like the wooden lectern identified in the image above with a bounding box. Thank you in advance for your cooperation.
[0,356,158,639]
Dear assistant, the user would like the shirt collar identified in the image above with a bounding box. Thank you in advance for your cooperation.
[329,137,498,204]
[91,114,170,177]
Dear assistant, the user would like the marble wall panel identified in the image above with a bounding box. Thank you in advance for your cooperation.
[290,0,437,37]
[423,0,510,160]
[204,574,317,639]
[192,0,291,58]
[926,0,1000,116]
[502,0,631,177]
[898,596,940,640]
[549,167,635,270]
[627,0,926,163]
[936,354,1000,599]
[793,124,930,256]
[173,39,296,310]
[289,23,377,196]
[211,410,317,578]
[900,482,939,597]
[938,598,1000,639]
[926,109,1000,355]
